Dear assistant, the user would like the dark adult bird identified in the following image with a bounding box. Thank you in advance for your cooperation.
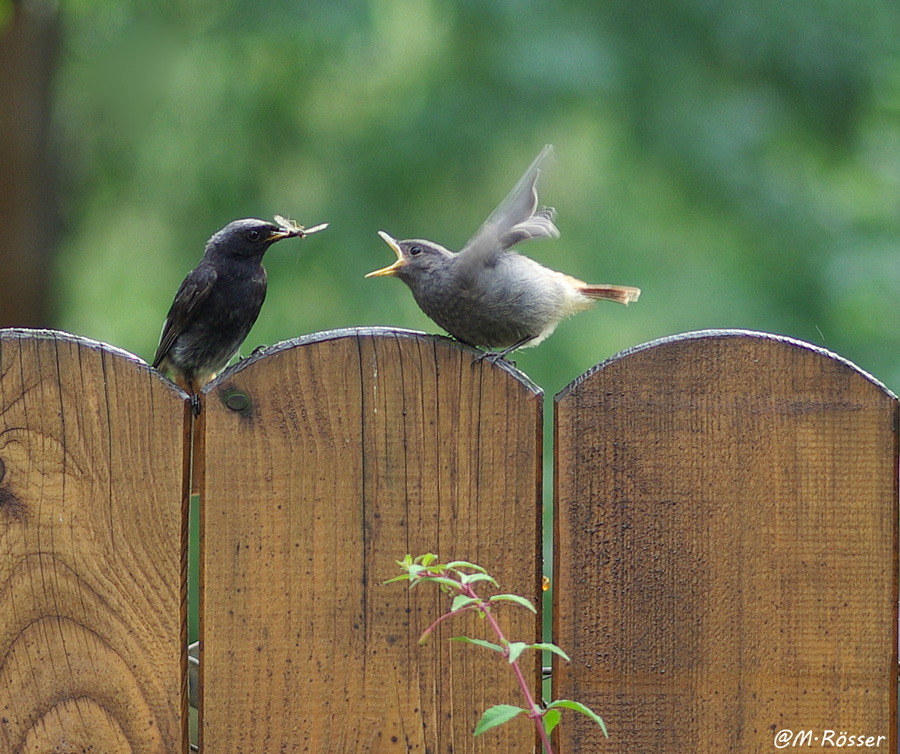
[366,145,640,362]
[153,215,327,402]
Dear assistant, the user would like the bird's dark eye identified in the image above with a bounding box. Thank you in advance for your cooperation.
[409,244,423,256]
[246,229,262,242]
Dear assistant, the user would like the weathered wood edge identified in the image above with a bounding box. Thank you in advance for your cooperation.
[552,325,900,753]
[202,326,544,397]
[0,325,192,753]
[555,328,898,401]
[0,327,190,402]
[195,325,544,752]
[0,327,147,363]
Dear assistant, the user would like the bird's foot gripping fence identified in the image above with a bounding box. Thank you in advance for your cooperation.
[0,327,895,754]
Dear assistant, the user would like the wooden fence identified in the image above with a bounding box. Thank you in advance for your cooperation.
[0,326,895,754]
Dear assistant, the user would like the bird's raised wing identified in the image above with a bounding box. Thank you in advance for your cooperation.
[458,144,559,266]
[152,265,217,368]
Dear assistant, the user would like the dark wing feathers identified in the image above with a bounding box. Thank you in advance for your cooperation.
[152,265,217,368]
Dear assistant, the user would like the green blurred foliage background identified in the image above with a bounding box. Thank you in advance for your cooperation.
[46,0,900,397]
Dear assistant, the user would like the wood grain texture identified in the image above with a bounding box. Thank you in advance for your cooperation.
[554,330,898,754]
[0,330,189,754]
[198,328,542,754]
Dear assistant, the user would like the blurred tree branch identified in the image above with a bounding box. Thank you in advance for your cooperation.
[0,0,59,327]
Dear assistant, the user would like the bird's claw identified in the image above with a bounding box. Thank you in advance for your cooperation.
[470,349,514,368]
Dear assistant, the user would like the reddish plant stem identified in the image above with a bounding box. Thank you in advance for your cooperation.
[457,583,554,754]
[420,604,471,642]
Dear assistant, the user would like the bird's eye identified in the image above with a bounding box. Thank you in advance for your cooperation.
[409,244,423,256]
[246,229,261,242]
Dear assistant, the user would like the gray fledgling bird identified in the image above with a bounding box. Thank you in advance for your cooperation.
[153,216,327,402]
[366,145,640,361]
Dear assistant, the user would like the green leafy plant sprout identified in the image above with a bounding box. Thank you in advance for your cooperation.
[387,554,607,753]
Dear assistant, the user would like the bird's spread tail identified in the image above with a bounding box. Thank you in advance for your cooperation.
[579,284,641,305]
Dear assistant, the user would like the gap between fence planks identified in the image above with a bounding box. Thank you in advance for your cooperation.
[554,330,899,754]
[196,328,544,754]
[0,330,189,754]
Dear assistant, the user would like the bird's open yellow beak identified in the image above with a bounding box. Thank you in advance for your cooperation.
[366,231,406,278]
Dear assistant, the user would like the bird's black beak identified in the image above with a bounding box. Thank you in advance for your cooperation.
[265,228,294,243]
[366,231,406,278]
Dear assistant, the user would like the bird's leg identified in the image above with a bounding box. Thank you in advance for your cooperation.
[188,380,201,416]
[449,335,490,366]
[470,349,496,365]
[472,336,536,366]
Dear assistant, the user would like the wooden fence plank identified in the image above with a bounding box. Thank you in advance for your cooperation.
[198,328,543,753]
[0,329,189,754]
[554,330,898,754]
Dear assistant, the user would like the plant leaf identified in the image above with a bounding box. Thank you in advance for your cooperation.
[506,641,528,664]
[546,700,608,738]
[418,576,461,591]
[450,636,503,653]
[451,595,480,612]
[460,572,497,586]
[473,704,526,736]
[528,643,571,662]
[445,560,487,573]
[407,564,424,580]
[543,708,562,736]
[488,594,537,613]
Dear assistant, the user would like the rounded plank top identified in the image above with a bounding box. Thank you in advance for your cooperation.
[196,326,543,754]
[0,327,189,754]
[200,326,543,398]
[556,328,895,402]
[553,328,897,754]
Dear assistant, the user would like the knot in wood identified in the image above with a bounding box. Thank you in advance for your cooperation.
[222,389,251,414]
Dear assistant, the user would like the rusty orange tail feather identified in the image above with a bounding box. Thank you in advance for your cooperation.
[578,284,641,305]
